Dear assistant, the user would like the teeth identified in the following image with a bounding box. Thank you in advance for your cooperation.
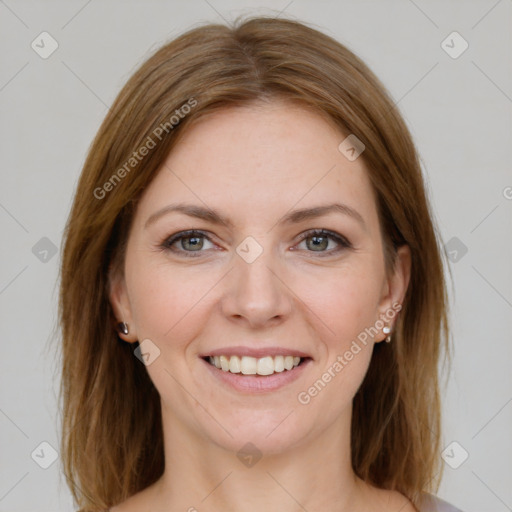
[257,356,274,376]
[229,355,241,373]
[274,355,285,372]
[208,354,303,375]
[240,356,257,375]
[219,355,230,371]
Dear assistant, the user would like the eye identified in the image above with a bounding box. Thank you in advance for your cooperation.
[294,229,352,255]
[160,228,352,258]
[161,230,216,257]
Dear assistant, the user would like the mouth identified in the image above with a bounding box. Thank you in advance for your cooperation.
[198,346,313,393]
[202,354,311,376]
[200,354,312,393]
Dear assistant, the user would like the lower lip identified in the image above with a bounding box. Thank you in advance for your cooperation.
[200,357,312,393]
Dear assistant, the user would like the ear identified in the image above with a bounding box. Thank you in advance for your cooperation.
[108,264,138,343]
[376,244,411,342]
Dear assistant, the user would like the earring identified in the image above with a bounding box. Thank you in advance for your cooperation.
[117,322,129,335]
[383,325,392,343]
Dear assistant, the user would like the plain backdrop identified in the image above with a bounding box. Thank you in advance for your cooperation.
[0,1,511,511]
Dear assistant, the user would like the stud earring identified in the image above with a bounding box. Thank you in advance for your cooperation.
[117,322,129,335]
[383,325,392,343]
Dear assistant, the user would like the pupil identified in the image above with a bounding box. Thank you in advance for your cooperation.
[184,236,202,250]
[309,235,327,251]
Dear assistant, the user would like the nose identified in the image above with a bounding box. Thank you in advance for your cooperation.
[220,244,293,329]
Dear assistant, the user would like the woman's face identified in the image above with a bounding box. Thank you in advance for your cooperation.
[110,101,410,455]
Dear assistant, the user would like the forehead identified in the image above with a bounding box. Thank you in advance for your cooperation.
[135,101,379,231]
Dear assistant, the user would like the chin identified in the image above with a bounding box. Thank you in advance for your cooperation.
[201,411,310,457]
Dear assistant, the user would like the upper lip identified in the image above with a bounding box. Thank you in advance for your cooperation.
[200,346,312,359]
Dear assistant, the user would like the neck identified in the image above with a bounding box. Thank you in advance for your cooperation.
[149,401,373,511]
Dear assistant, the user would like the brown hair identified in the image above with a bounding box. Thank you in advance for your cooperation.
[59,16,450,511]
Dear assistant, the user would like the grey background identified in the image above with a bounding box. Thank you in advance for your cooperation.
[0,1,511,511]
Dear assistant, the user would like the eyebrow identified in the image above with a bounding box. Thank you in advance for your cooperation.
[144,202,366,230]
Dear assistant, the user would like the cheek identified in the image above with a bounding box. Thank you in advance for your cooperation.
[125,253,220,345]
[293,270,381,415]
[293,261,384,347]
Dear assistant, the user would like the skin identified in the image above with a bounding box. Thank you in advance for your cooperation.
[109,100,414,512]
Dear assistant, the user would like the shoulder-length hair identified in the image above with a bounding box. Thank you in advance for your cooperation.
[59,16,450,512]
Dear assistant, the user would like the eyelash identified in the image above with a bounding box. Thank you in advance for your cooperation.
[160,229,352,258]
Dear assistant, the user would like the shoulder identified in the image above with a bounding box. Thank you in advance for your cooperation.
[366,487,417,512]
[417,493,465,512]
[108,484,156,512]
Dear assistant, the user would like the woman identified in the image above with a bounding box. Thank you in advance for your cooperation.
[59,16,462,512]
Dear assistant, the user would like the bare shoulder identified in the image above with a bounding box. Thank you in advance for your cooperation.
[109,485,155,512]
[371,487,418,512]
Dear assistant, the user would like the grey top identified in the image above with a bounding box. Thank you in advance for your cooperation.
[419,493,464,512]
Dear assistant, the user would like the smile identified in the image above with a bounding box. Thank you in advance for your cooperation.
[206,355,303,376]
[201,354,312,393]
